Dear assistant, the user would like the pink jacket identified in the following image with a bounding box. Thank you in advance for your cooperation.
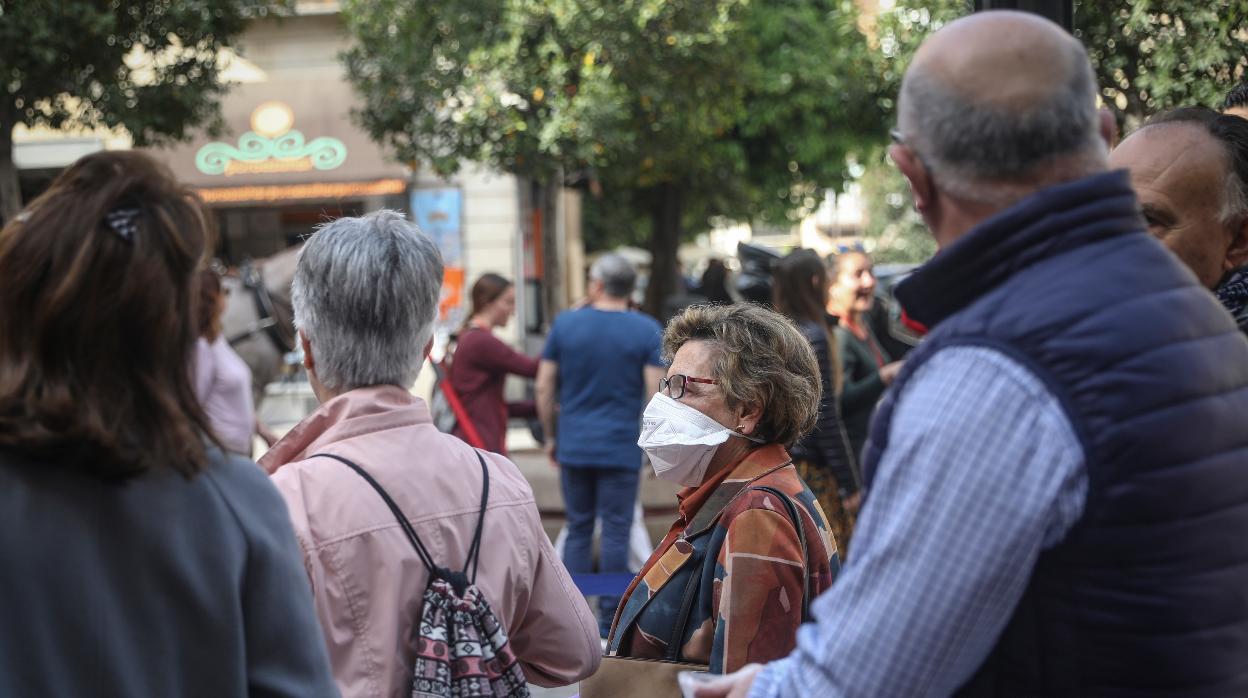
[260,385,600,697]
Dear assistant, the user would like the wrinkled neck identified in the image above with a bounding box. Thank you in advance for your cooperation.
[701,435,760,484]
[592,296,631,311]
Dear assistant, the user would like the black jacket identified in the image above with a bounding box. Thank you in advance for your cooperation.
[0,447,337,697]
[789,318,860,493]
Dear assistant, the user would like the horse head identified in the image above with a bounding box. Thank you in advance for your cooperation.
[221,243,303,406]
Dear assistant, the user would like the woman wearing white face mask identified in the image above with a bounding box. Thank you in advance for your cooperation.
[604,303,840,675]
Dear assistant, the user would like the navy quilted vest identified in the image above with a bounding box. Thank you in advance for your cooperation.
[862,171,1248,696]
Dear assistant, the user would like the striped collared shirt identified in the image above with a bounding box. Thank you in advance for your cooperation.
[750,346,1086,697]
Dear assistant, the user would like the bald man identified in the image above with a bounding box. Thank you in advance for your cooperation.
[1109,107,1248,333]
[699,11,1248,698]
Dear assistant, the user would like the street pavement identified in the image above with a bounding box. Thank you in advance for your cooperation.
[530,682,580,698]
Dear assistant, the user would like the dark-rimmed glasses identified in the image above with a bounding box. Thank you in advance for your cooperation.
[659,374,719,399]
[890,127,936,185]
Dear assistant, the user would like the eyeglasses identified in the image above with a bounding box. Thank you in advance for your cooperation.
[890,127,936,184]
[659,374,719,399]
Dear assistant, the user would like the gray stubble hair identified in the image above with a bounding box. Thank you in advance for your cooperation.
[292,209,444,392]
[589,252,637,298]
[897,37,1104,204]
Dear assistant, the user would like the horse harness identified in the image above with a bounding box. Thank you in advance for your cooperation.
[226,259,296,355]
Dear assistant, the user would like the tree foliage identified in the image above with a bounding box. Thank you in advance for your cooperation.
[853,1,965,263]
[0,0,280,222]
[342,0,884,313]
[856,0,1248,263]
[1075,1,1248,131]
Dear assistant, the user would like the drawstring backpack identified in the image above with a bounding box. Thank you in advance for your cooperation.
[312,452,530,698]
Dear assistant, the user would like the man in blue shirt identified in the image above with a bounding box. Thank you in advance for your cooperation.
[536,253,665,637]
[700,10,1248,698]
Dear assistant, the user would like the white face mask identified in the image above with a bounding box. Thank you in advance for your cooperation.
[637,393,763,487]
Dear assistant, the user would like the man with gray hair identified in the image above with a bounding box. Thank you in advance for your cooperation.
[260,210,601,696]
[536,252,665,637]
[1224,81,1248,121]
[701,11,1248,698]
[1109,107,1248,334]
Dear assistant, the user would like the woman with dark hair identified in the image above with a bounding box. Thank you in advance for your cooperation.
[193,267,259,456]
[448,273,540,455]
[774,249,860,552]
[827,251,904,462]
[0,151,336,696]
[698,258,734,305]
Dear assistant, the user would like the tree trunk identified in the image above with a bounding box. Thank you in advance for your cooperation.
[0,112,21,225]
[536,176,563,328]
[643,181,682,319]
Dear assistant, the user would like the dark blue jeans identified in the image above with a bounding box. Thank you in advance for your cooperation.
[559,465,641,637]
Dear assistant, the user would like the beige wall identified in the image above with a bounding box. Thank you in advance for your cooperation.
[414,163,525,345]
[148,9,528,344]
[152,13,408,189]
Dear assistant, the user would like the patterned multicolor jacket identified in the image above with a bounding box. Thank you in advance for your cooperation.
[606,444,839,674]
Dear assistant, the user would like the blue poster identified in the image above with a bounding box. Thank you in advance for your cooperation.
[411,188,463,266]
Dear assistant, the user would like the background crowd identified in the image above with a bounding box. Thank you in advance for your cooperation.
[5,7,1248,698]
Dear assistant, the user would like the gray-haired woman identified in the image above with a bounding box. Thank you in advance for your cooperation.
[259,210,601,696]
[606,303,840,675]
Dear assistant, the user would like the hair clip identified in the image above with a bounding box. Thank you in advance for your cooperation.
[104,207,141,242]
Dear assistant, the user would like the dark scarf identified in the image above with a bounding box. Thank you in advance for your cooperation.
[1216,267,1248,333]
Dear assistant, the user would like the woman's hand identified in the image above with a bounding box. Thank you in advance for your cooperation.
[691,663,764,698]
[879,360,904,386]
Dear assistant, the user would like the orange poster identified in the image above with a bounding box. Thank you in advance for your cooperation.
[439,266,465,320]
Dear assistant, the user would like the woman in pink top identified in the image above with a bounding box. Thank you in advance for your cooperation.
[449,274,539,455]
[193,269,256,456]
[260,211,600,697]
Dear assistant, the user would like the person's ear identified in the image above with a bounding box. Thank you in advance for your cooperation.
[1225,216,1248,271]
[735,400,764,437]
[889,143,934,215]
[1098,108,1119,151]
[300,330,315,371]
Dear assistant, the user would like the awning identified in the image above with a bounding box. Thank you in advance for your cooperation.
[196,178,406,205]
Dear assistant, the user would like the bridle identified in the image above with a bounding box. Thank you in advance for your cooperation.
[226,259,296,355]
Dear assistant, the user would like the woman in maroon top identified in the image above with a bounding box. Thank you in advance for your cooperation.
[449,274,540,455]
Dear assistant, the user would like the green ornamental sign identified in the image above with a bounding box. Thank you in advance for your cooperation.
[195,102,347,176]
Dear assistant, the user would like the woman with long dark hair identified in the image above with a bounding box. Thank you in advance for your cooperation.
[448,273,539,455]
[774,249,860,553]
[0,151,335,696]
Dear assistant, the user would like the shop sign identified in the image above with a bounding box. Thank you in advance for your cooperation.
[412,188,466,324]
[195,101,347,176]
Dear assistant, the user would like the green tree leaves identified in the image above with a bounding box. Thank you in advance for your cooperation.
[1076,1,1248,132]
[0,0,280,220]
[343,0,884,312]
[856,0,1248,263]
